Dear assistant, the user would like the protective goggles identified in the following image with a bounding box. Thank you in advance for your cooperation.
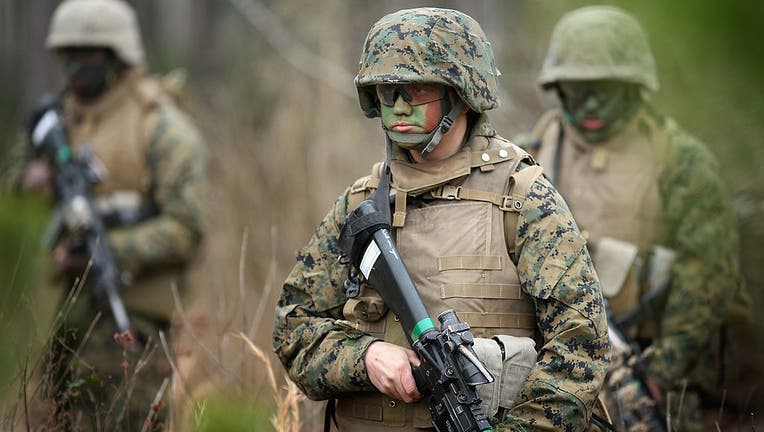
[376,83,445,107]
[558,80,626,109]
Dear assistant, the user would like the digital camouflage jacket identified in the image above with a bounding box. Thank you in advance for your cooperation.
[274,116,610,431]
[524,106,745,395]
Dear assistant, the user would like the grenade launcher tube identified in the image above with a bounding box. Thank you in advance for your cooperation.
[357,225,437,344]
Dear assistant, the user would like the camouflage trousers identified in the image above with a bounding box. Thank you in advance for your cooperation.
[45,298,171,432]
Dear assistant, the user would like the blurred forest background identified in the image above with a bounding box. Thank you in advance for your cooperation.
[1,0,762,430]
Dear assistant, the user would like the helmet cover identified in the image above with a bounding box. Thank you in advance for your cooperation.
[355,7,500,117]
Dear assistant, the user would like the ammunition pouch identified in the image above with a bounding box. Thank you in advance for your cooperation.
[644,245,675,295]
[592,236,676,323]
[592,237,639,299]
[472,335,536,418]
[343,290,388,323]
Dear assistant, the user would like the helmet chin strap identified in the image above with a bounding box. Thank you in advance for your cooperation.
[383,99,466,159]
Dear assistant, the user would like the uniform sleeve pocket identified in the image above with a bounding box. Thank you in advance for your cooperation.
[522,234,587,300]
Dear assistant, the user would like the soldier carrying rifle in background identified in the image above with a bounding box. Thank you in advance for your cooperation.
[14,0,207,429]
[517,6,752,431]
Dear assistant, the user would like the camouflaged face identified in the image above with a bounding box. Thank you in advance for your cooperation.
[539,6,658,91]
[355,7,500,117]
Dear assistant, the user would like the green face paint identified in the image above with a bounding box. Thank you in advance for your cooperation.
[378,84,443,136]
[60,48,119,102]
[558,80,641,142]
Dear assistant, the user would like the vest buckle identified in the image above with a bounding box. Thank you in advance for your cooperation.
[499,195,523,211]
[433,184,462,200]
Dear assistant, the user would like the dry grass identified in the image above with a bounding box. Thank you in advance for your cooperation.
[236,332,303,432]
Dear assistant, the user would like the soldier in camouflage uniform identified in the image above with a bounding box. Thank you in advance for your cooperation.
[18,0,206,429]
[519,6,747,431]
[273,8,610,431]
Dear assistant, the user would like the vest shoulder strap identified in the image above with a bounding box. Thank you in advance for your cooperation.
[531,109,563,142]
[425,139,539,215]
[347,162,383,212]
[503,162,544,257]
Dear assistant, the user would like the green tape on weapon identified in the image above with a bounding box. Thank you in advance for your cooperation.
[410,318,436,341]
[56,146,72,165]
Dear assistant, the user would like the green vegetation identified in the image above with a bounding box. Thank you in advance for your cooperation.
[194,397,273,432]
[0,194,47,384]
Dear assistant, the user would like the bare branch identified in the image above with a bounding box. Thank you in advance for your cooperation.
[170,282,238,381]
[227,0,356,99]
[140,377,169,432]
[239,227,249,336]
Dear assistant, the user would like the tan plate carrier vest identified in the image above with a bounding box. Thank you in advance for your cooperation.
[335,137,543,430]
[62,70,182,321]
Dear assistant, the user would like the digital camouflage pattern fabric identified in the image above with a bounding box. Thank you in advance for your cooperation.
[355,7,500,117]
[601,348,664,431]
[274,112,611,430]
[538,6,658,91]
[642,109,741,386]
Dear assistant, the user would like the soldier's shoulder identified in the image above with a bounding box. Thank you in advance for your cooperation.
[512,133,541,152]
[653,115,720,176]
[344,162,384,214]
[349,162,384,193]
[512,109,563,152]
[487,134,535,160]
[133,78,203,149]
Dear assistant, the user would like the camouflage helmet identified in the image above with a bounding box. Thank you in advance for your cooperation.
[46,0,145,66]
[355,7,500,118]
[538,6,658,92]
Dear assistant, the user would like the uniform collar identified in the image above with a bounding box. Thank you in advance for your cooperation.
[390,114,495,194]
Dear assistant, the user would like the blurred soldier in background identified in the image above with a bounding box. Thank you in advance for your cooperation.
[518,6,751,431]
[274,7,611,431]
[15,0,206,429]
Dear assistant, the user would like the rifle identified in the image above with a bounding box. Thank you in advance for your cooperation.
[28,94,133,337]
[604,302,666,431]
[339,158,495,432]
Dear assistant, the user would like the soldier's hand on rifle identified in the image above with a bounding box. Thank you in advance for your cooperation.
[21,159,54,197]
[644,376,665,404]
[54,241,89,277]
[365,341,423,403]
